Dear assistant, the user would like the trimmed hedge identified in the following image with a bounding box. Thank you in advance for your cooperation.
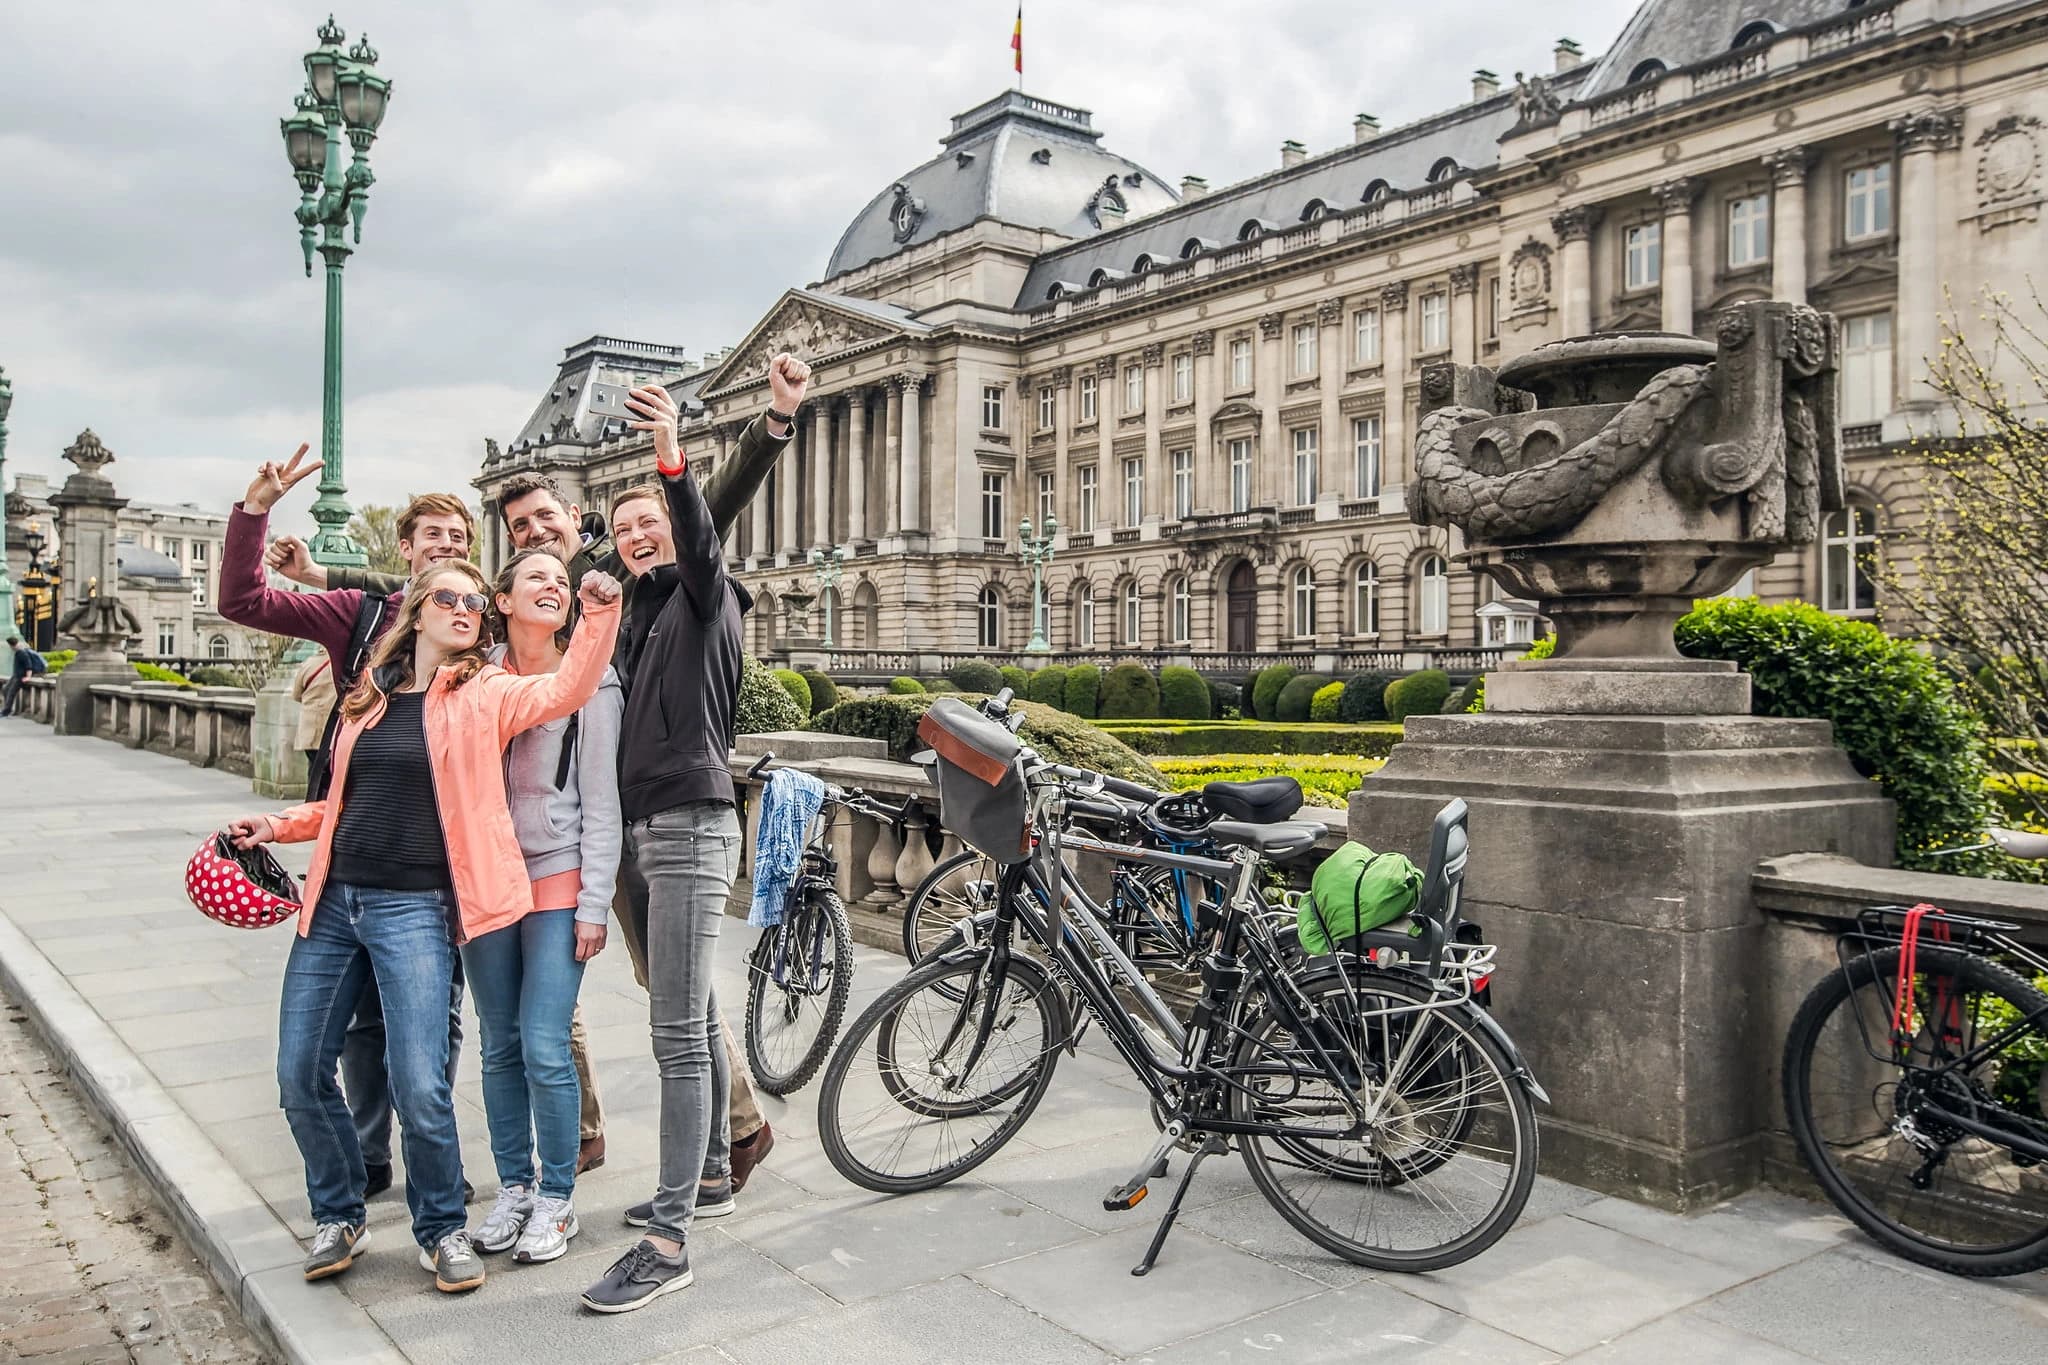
[1156,754,1384,810]
[1099,721,1403,759]
[771,668,812,715]
[806,694,1166,787]
[1063,664,1101,719]
[1159,665,1211,720]
[1310,681,1345,722]
[1211,681,1242,718]
[737,656,805,734]
[1384,669,1451,723]
[187,666,244,688]
[1026,665,1069,707]
[999,665,1031,697]
[1275,673,1334,723]
[1099,662,1161,719]
[1339,670,1399,723]
[923,678,959,693]
[886,675,925,695]
[1251,665,1297,722]
[41,651,193,688]
[799,669,839,715]
[1442,676,1482,714]
[947,659,1005,694]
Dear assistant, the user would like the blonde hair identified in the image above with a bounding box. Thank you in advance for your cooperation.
[341,561,493,720]
[398,492,477,546]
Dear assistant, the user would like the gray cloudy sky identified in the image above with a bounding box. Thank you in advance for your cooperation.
[0,0,1641,539]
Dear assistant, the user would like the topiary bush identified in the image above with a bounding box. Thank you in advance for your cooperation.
[42,649,78,675]
[947,659,1005,694]
[1310,681,1345,722]
[1676,598,1997,872]
[1211,681,1243,719]
[1339,670,1399,723]
[737,656,805,734]
[1384,669,1451,723]
[806,695,1166,787]
[771,668,812,715]
[187,666,245,688]
[1251,665,1297,722]
[1063,664,1101,718]
[1000,665,1031,697]
[886,675,925,695]
[1275,673,1334,723]
[923,678,959,693]
[799,669,839,715]
[1026,665,1068,707]
[1442,676,1482,714]
[1098,663,1161,719]
[1159,665,1211,720]
[133,662,193,686]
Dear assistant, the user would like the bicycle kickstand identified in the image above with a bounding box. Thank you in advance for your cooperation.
[1131,1134,1227,1277]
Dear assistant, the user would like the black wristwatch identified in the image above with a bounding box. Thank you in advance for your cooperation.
[767,404,798,426]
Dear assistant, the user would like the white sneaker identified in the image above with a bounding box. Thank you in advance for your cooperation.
[512,1194,579,1264]
[474,1184,534,1254]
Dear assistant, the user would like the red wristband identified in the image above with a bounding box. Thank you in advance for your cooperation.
[655,448,687,476]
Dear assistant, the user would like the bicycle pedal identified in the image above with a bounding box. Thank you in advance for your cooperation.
[1102,1181,1150,1212]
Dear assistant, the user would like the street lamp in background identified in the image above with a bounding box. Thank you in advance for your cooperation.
[808,545,846,648]
[0,366,14,634]
[279,15,392,568]
[1019,514,1057,653]
[19,521,50,651]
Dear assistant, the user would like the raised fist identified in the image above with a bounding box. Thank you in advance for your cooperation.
[244,444,321,514]
[577,569,623,609]
[768,353,812,413]
[264,534,325,589]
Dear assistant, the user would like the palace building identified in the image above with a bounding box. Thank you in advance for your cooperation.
[476,0,2044,676]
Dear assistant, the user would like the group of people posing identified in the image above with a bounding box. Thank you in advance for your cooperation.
[221,354,814,1312]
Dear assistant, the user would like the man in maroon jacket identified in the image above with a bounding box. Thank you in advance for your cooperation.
[220,446,475,1200]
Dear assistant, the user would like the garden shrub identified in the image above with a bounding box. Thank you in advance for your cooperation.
[1676,598,1997,872]
[736,656,804,734]
[1026,665,1069,707]
[1063,664,1101,718]
[947,659,1005,694]
[133,662,193,686]
[1339,670,1399,723]
[923,678,959,693]
[807,694,1165,786]
[43,649,78,674]
[1310,681,1345,722]
[1467,635,1555,712]
[1098,663,1161,719]
[999,665,1031,696]
[771,668,812,715]
[1158,666,1211,720]
[1155,754,1384,809]
[1383,669,1451,723]
[1251,665,1297,722]
[1103,722,1402,759]
[1442,676,1482,714]
[1275,673,1334,723]
[1210,681,1242,718]
[798,669,839,715]
[886,675,925,695]
[187,666,244,688]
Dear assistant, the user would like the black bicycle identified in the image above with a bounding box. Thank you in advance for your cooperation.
[817,712,1545,1276]
[741,752,911,1096]
[1782,827,2048,1277]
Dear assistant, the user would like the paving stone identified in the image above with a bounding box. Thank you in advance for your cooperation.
[718,1274,1109,1365]
[1565,1189,1849,1276]
[1570,1310,1824,1364]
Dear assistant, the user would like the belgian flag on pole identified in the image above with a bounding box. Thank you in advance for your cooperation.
[1012,5,1023,77]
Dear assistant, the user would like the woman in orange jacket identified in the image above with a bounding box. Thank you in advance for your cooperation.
[227,558,621,1296]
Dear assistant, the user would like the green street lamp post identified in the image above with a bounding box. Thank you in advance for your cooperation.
[1019,514,1057,653]
[808,545,847,648]
[280,15,392,568]
[0,365,14,635]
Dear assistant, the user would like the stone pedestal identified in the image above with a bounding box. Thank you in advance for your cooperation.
[1349,709,1894,1209]
[251,673,309,801]
[52,652,126,735]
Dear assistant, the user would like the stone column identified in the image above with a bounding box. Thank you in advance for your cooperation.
[897,373,925,532]
[811,402,832,550]
[46,430,133,738]
[777,416,799,559]
[1654,178,1699,333]
[1049,366,1070,532]
[1552,206,1600,337]
[711,426,735,553]
[746,424,770,563]
[1763,148,1809,303]
[1379,283,1410,503]
[1141,344,1164,520]
[883,380,903,536]
[1891,111,1960,407]
[1316,298,1345,502]
[846,388,868,543]
[1190,333,1214,514]
[1449,265,1480,367]
[1256,313,1284,506]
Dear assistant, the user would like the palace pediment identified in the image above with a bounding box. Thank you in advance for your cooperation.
[704,288,920,393]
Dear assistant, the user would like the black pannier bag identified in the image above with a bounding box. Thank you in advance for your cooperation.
[914,696,1030,863]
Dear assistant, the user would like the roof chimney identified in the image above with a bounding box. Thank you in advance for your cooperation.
[1280,139,1308,169]
[1353,113,1380,144]
[1180,174,1210,199]
[1554,38,1584,72]
[1472,69,1500,101]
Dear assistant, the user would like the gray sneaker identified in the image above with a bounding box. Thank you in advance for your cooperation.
[474,1184,533,1253]
[512,1194,579,1264]
[580,1240,692,1314]
[303,1222,368,1281]
[623,1182,733,1227]
[418,1229,486,1293]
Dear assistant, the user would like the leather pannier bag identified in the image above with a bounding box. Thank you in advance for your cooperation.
[915,696,1031,863]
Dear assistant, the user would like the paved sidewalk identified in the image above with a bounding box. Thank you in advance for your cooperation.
[0,720,2043,1363]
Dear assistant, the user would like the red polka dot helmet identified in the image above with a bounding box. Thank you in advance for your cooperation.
[185,831,301,929]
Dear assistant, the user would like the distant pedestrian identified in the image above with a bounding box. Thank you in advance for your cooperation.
[3,634,45,717]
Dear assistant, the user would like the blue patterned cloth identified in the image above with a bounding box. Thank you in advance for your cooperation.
[749,767,827,927]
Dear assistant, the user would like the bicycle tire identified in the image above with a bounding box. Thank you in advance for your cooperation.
[902,848,999,966]
[1783,944,2048,1277]
[744,888,854,1096]
[1233,966,1538,1272]
[817,950,1064,1194]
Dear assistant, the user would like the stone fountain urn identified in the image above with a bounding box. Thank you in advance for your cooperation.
[1412,301,1842,713]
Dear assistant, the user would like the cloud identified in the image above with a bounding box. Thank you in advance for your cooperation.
[0,0,1642,517]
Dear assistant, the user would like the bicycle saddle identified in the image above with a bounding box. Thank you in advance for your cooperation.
[1202,776,1304,824]
[1205,818,1324,863]
[1991,827,2048,860]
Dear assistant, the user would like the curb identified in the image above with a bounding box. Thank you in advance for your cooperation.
[0,910,408,1365]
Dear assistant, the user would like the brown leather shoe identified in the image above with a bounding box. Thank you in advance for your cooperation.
[728,1122,774,1193]
[578,1134,607,1174]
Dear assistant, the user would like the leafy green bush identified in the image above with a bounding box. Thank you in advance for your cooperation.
[1339,670,1399,723]
[737,656,805,734]
[1099,663,1161,719]
[1155,754,1384,809]
[799,669,839,715]
[886,675,925,695]
[1677,598,1996,872]
[947,659,1005,694]
[1310,681,1345,722]
[1442,677,1482,714]
[1026,665,1068,707]
[43,649,78,675]
[999,665,1031,696]
[187,666,245,688]
[1211,681,1242,718]
[1384,669,1451,723]
[1101,721,1403,759]
[1251,665,1297,722]
[133,663,193,686]
[1159,666,1211,720]
[1063,664,1101,718]
[1988,773,2048,824]
[771,668,812,715]
[923,678,959,693]
[807,695,1165,786]
[1275,673,1333,723]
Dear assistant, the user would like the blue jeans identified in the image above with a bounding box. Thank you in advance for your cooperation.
[277,883,467,1250]
[460,908,586,1199]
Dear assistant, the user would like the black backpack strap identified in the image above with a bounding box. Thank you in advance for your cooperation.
[553,712,579,791]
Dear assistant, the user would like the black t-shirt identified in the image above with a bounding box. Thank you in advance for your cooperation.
[327,690,451,892]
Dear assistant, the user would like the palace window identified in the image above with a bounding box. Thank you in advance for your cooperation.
[1839,312,1893,424]
[191,540,208,564]
[1077,465,1098,532]
[980,472,1005,540]
[1419,291,1449,351]
[1417,554,1450,635]
[1078,372,1098,422]
[1292,322,1318,376]
[1353,307,1380,364]
[1122,580,1141,644]
[1822,503,1879,616]
[977,585,1002,649]
[1076,583,1097,646]
[208,634,229,660]
[1292,427,1318,506]
[1172,352,1192,403]
[1124,364,1144,415]
[1229,337,1253,389]
[1036,472,1056,528]
[1844,162,1892,242]
[1123,457,1144,526]
[1728,193,1770,268]
[1290,565,1317,637]
[1168,577,1190,643]
[1353,416,1383,498]
[981,384,1004,430]
[191,578,208,608]
[1038,385,1056,429]
[1228,437,1253,513]
[1625,222,1662,290]
[1353,562,1381,635]
[156,620,177,655]
[162,537,183,559]
[1171,449,1193,520]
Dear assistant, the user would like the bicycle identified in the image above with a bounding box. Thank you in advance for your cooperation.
[1781,826,2048,1277]
[740,752,913,1096]
[817,698,1546,1276]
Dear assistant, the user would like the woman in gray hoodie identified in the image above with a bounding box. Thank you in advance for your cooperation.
[464,548,624,1265]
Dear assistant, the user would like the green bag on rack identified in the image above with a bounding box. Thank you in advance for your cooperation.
[1300,840,1423,955]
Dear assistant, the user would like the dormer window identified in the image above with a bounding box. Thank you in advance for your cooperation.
[1361,179,1392,204]
[1087,267,1128,289]
[1428,158,1460,183]
[1626,58,1667,85]
[1238,218,1279,242]
[1133,253,1161,274]
[1732,21,1776,47]
[1180,236,1218,258]
[1301,199,1330,222]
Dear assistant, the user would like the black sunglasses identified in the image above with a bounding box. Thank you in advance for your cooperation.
[427,588,488,614]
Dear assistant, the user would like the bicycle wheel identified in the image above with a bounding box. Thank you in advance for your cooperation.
[745,887,855,1096]
[902,848,999,965]
[1232,966,1538,1272]
[1784,944,2048,1277]
[818,950,1064,1193]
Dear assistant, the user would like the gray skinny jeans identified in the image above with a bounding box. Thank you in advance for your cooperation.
[633,800,740,1242]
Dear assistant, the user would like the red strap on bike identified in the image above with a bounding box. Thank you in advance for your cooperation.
[1890,903,1944,1047]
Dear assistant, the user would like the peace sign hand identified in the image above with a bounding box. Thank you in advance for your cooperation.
[243,444,323,514]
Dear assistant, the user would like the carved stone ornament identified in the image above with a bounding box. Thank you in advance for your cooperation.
[1258,312,1285,339]
[1096,355,1119,377]
[1551,205,1600,243]
[1892,109,1963,155]
[1049,364,1073,387]
[1379,281,1410,311]
[1654,177,1701,212]
[889,183,927,243]
[1976,115,2042,206]
[1761,146,1810,188]
[1142,342,1165,367]
[1448,263,1481,295]
[1509,70,1564,131]
[1508,239,1552,308]
[726,300,896,387]
[483,436,502,464]
[1085,175,1130,229]
[62,429,116,478]
[1316,298,1344,325]
[1191,330,1215,357]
